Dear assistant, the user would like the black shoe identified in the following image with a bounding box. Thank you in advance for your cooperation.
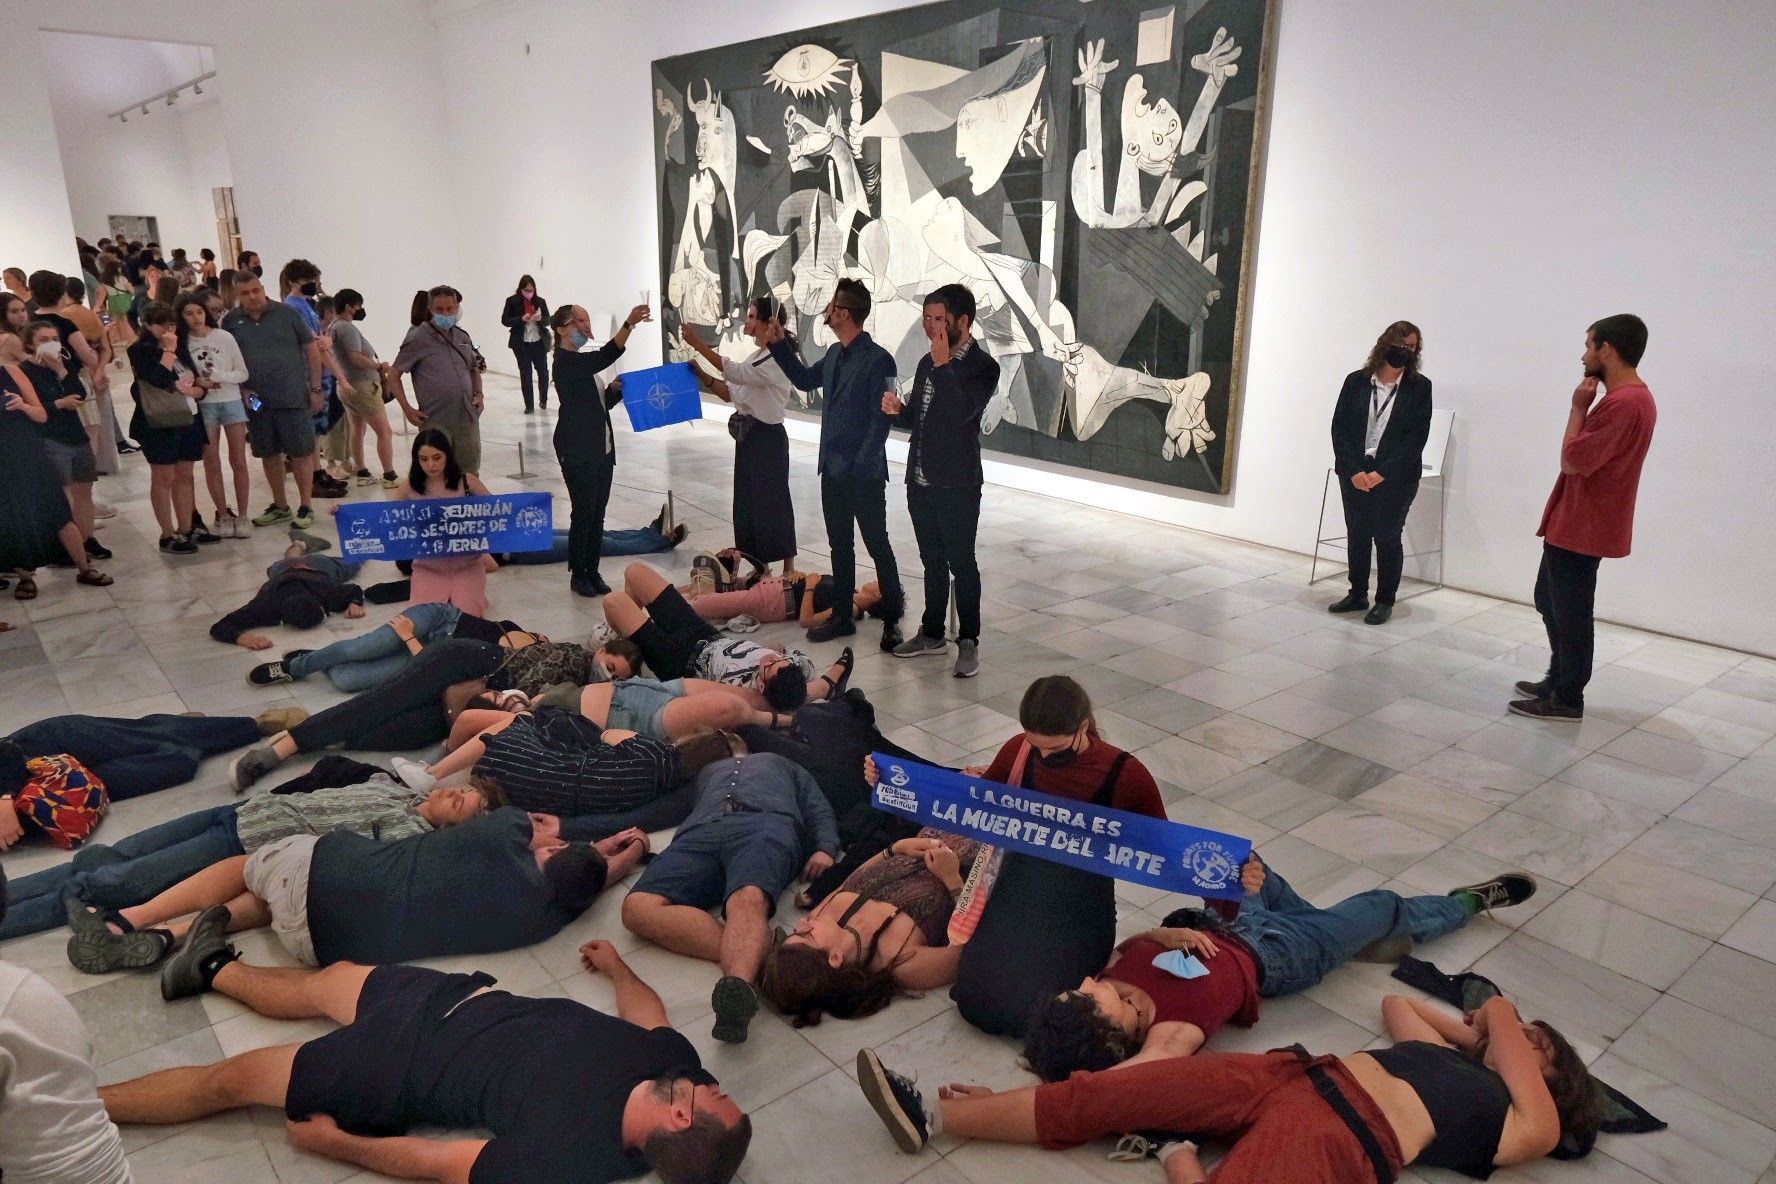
[118,439,141,454]
[570,576,609,598]
[1507,697,1583,721]
[284,648,315,665]
[827,646,855,695]
[248,660,294,686]
[856,1049,931,1153]
[160,905,238,1001]
[65,900,174,975]
[1514,678,1553,699]
[83,536,113,561]
[1328,593,1369,614]
[710,976,759,1043]
[189,525,223,545]
[523,407,534,415]
[159,533,198,555]
[1450,870,1539,911]
[807,617,857,643]
[1364,603,1393,626]
[879,620,904,653]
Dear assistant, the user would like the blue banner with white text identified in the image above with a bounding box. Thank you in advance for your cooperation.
[620,361,703,431]
[870,754,1253,900]
[336,493,554,561]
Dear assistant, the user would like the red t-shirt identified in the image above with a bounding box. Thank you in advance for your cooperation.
[1104,936,1261,1038]
[981,734,1166,820]
[1537,383,1656,559]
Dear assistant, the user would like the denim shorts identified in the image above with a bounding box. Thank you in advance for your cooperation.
[606,677,686,741]
[201,397,249,428]
[630,811,802,913]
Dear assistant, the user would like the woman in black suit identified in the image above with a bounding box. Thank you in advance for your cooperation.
[1329,321,1432,625]
[499,274,551,413]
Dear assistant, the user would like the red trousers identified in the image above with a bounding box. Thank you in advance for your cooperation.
[1033,1050,1405,1184]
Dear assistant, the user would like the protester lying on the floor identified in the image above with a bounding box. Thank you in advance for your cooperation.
[99,808,645,981]
[856,990,1598,1183]
[689,572,885,631]
[211,535,367,648]
[622,742,838,1045]
[248,602,543,690]
[45,778,490,956]
[99,946,750,1184]
[1019,859,1539,1080]
[576,674,795,744]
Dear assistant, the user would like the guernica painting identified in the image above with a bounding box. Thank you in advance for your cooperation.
[652,0,1276,493]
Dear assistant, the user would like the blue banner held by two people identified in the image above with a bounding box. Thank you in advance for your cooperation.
[335,492,555,562]
[870,753,1254,901]
[619,361,704,432]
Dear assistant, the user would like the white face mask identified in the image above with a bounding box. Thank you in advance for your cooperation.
[35,341,61,361]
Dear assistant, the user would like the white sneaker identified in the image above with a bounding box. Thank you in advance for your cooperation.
[390,757,436,792]
[92,502,118,520]
[232,515,253,539]
[213,511,236,538]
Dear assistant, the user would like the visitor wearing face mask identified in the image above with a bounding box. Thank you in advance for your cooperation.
[388,285,484,473]
[548,300,652,596]
[500,274,552,414]
[1329,321,1434,625]
[328,289,397,487]
[236,249,262,280]
[944,675,1167,1037]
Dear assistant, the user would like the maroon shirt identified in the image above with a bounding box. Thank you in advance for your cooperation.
[982,734,1166,820]
[1537,383,1656,559]
[1105,936,1261,1038]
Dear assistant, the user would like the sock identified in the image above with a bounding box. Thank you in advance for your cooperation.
[198,945,239,988]
[1455,890,1484,915]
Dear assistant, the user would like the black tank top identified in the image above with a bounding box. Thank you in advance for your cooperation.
[1367,1041,1512,1179]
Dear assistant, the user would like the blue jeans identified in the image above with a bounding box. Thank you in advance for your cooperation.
[288,602,462,691]
[5,714,262,801]
[497,527,676,565]
[1219,868,1470,998]
[0,804,245,939]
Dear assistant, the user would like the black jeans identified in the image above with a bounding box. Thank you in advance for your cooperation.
[560,456,614,585]
[290,640,504,753]
[1534,543,1602,709]
[907,483,982,642]
[820,473,902,624]
[513,339,550,410]
[1339,477,1418,605]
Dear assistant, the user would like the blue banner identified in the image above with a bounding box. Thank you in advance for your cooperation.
[870,754,1253,900]
[336,493,554,561]
[620,361,703,431]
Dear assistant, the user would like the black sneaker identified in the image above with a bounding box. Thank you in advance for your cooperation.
[1514,678,1553,699]
[283,648,315,665]
[1508,697,1582,721]
[189,524,223,545]
[1363,603,1393,626]
[1328,593,1369,614]
[710,976,759,1043]
[570,575,610,598]
[879,620,904,653]
[1451,870,1538,912]
[159,533,198,555]
[65,899,174,975]
[248,660,294,686]
[160,905,237,1001]
[807,617,857,643]
[856,1049,931,1153]
[117,438,141,454]
[83,536,113,561]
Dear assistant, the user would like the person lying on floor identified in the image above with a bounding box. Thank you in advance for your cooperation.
[491,504,689,566]
[122,807,648,986]
[601,561,854,709]
[689,571,885,631]
[247,602,535,690]
[1019,858,1539,1080]
[576,671,801,745]
[855,991,1598,1184]
[99,942,750,1184]
[211,533,367,650]
[49,778,491,960]
[621,738,838,1045]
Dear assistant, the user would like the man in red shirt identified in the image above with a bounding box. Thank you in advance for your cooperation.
[1512,315,1656,721]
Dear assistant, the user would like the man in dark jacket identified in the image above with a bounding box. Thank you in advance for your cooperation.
[882,284,1001,677]
[211,537,367,647]
[1328,322,1434,625]
[767,278,905,649]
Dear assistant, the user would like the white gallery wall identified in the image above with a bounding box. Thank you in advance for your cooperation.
[1,0,1771,655]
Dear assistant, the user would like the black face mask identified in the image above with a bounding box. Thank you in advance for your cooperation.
[250,265,263,278]
[1037,742,1081,768]
[1383,345,1416,369]
[299,281,319,297]
[352,308,367,321]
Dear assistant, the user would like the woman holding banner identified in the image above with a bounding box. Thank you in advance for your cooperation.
[399,428,492,617]
[549,300,653,598]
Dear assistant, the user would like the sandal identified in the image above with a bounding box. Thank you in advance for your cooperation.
[76,569,114,587]
[13,575,36,601]
[825,646,855,696]
[64,900,175,975]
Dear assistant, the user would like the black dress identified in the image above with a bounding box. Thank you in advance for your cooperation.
[0,366,75,569]
[722,348,797,563]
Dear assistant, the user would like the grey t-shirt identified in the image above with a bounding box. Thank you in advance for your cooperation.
[329,319,380,388]
[392,323,478,424]
[222,302,315,410]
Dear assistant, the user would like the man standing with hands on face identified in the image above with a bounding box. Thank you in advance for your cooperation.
[1510,315,1656,721]
[883,285,1000,678]
[766,278,905,649]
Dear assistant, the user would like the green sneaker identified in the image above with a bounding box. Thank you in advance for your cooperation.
[252,503,293,527]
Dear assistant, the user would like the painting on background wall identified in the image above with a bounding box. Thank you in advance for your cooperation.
[652,0,1276,494]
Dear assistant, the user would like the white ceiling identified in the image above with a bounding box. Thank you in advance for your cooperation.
[38,30,217,122]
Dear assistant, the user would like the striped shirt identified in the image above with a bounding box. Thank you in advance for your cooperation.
[473,710,678,816]
[233,781,433,854]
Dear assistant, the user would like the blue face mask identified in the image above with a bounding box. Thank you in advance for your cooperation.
[568,329,590,349]
[431,314,458,330]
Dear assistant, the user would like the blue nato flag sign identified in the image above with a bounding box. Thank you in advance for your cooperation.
[620,362,704,432]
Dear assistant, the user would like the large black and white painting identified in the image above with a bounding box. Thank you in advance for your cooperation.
[652,0,1275,493]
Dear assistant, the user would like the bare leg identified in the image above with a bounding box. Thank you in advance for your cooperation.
[433,712,519,775]
[119,856,250,931]
[370,409,394,474]
[162,891,271,943]
[719,886,770,981]
[65,480,96,540]
[101,1043,299,1124]
[443,707,516,754]
[149,465,177,536]
[201,436,227,515]
[57,523,95,573]
[226,422,251,514]
[600,591,651,638]
[622,892,724,963]
[290,453,316,507]
[172,462,197,529]
[261,454,288,508]
[211,958,373,1023]
[350,414,368,474]
[623,562,672,606]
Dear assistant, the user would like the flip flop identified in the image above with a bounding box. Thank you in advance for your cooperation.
[13,575,37,601]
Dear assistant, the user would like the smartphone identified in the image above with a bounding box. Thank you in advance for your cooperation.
[246,393,263,413]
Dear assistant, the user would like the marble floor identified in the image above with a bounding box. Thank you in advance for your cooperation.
[4,371,1775,1184]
